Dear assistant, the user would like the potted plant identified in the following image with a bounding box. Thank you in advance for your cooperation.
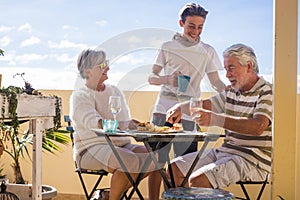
[0,74,71,199]
[0,82,71,183]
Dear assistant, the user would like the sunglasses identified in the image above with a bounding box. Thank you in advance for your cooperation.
[95,60,109,70]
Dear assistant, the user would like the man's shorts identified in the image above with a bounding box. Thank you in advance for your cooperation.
[173,148,269,188]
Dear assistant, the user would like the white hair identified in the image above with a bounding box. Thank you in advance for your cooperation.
[77,49,106,79]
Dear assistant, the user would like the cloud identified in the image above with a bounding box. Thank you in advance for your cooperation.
[17,23,32,33]
[0,26,14,32]
[127,35,143,44]
[15,53,48,64]
[263,74,273,84]
[62,25,79,30]
[0,36,12,47]
[1,65,299,93]
[55,53,77,63]
[20,36,41,47]
[96,20,108,27]
[48,40,89,50]
[0,50,17,65]
[0,67,78,90]
[149,38,166,47]
[97,28,174,60]
[113,54,145,65]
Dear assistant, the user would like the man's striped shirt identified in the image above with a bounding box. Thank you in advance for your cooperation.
[210,77,273,172]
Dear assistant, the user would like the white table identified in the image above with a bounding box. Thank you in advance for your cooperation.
[0,94,59,200]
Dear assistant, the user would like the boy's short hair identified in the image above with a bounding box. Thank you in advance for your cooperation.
[179,3,208,23]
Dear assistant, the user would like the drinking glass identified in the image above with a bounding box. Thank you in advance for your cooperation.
[109,96,121,128]
[189,97,202,133]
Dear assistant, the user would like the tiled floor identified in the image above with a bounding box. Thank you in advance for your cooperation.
[53,194,85,200]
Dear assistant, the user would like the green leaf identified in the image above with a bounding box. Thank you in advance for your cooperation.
[42,128,71,154]
[0,86,70,183]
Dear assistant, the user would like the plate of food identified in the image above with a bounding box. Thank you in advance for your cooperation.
[162,123,184,133]
[135,122,183,133]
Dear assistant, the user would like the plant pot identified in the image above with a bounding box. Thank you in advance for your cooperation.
[0,178,9,184]
[6,183,57,200]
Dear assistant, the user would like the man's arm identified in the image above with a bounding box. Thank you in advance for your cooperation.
[166,99,212,124]
[197,109,270,136]
[167,98,270,135]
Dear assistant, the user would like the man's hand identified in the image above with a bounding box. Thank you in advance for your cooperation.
[166,105,182,124]
[193,108,213,127]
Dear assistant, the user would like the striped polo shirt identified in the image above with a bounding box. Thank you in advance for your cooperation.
[210,77,273,172]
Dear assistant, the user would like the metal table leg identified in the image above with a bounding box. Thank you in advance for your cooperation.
[180,137,210,187]
[143,141,172,189]
[104,135,145,200]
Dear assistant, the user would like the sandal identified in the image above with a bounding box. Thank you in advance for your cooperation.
[93,188,110,200]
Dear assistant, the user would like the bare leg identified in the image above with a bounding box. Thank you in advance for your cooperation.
[107,147,141,200]
[169,163,187,187]
[148,170,162,200]
[109,166,146,200]
[189,173,213,188]
[108,145,159,199]
[132,145,161,200]
[109,169,131,200]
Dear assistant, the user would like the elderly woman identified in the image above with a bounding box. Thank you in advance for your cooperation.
[70,49,159,200]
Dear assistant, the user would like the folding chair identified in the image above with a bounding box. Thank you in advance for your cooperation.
[235,174,269,200]
[75,162,110,200]
[64,115,128,200]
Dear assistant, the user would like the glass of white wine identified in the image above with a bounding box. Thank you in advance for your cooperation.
[189,97,202,133]
[109,96,121,130]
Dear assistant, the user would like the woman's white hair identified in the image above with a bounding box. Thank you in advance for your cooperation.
[77,49,106,79]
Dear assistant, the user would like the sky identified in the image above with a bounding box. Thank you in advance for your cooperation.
[0,0,299,92]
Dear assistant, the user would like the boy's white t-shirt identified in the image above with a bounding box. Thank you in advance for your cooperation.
[153,37,222,120]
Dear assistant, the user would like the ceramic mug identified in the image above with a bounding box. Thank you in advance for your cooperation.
[177,75,191,93]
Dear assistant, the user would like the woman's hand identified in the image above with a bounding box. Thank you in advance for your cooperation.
[128,119,140,130]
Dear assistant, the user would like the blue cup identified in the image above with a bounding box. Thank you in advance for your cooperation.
[102,119,118,133]
[178,75,191,93]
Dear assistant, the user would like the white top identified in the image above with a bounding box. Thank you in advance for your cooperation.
[153,35,223,120]
[70,84,131,159]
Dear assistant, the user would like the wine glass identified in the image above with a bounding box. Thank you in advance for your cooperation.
[189,97,202,133]
[109,96,121,129]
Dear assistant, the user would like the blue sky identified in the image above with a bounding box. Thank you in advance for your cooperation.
[1,0,298,92]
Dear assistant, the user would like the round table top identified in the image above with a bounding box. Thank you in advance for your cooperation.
[162,187,234,200]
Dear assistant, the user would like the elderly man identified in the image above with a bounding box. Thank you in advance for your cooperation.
[166,43,272,189]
